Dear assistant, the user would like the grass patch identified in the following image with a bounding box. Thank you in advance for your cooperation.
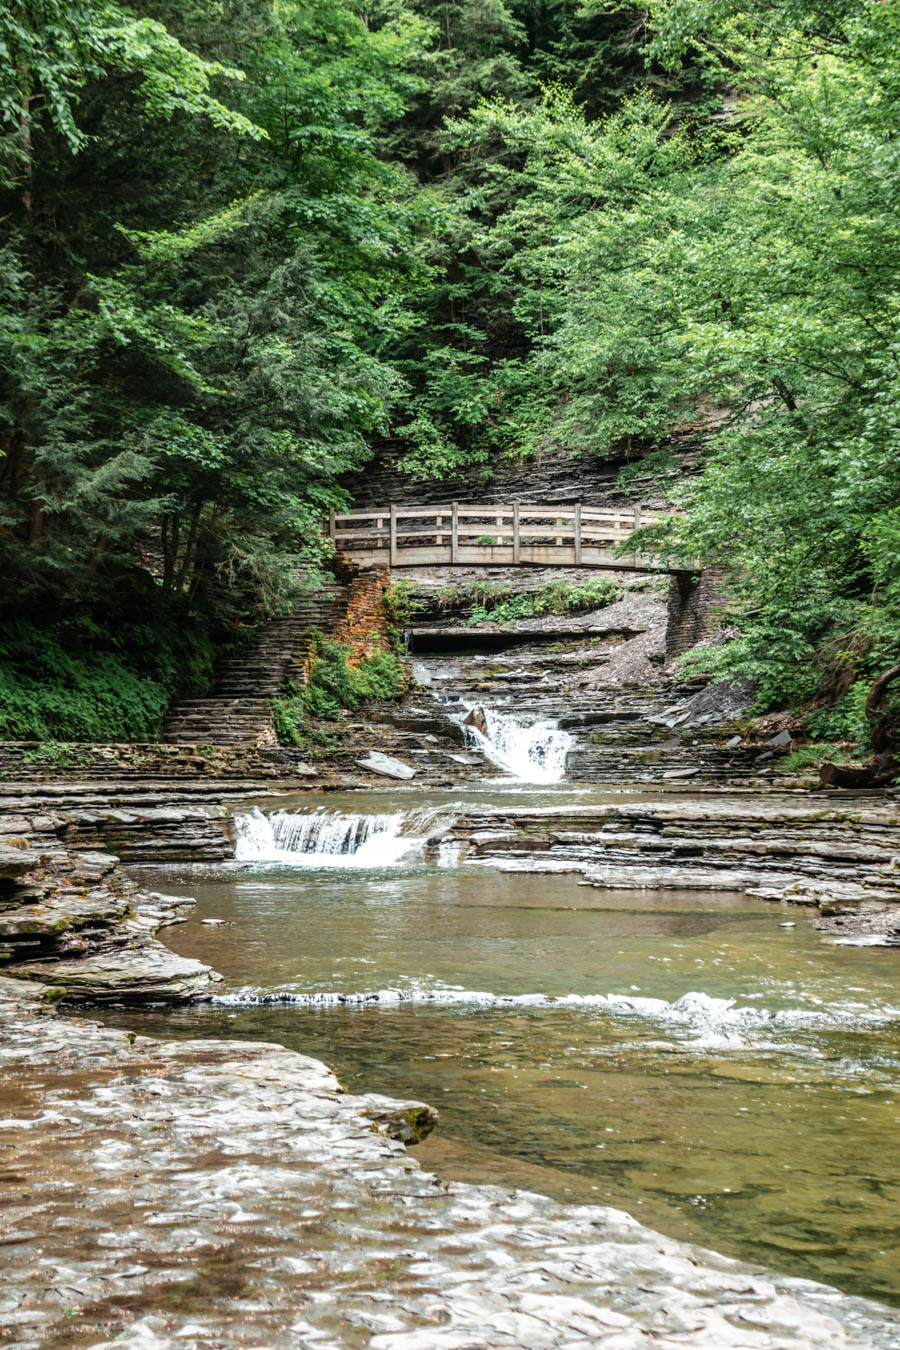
[776,742,854,774]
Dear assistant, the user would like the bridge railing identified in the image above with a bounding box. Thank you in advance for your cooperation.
[327,502,666,570]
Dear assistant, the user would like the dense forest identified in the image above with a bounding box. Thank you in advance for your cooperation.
[1,0,898,748]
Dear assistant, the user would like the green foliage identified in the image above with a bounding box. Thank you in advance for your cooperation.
[0,0,264,156]
[0,0,442,729]
[5,0,900,740]
[270,704,346,755]
[386,581,425,626]
[0,0,436,652]
[274,637,407,743]
[469,591,535,624]
[776,743,852,776]
[451,577,622,623]
[0,606,219,742]
[272,689,315,750]
[425,0,900,716]
[806,683,872,750]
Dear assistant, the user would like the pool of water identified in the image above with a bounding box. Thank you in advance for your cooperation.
[101,793,900,1308]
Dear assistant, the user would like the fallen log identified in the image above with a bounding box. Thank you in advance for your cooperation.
[820,754,899,789]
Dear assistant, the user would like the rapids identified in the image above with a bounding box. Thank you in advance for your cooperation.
[127,787,900,1307]
[455,701,573,781]
[96,667,900,1312]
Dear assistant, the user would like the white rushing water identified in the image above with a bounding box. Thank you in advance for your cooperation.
[234,806,439,867]
[210,982,900,1050]
[458,702,573,782]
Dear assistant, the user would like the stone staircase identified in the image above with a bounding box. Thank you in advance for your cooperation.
[162,586,348,746]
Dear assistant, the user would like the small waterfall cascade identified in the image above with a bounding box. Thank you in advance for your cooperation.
[233,806,447,867]
[458,703,573,783]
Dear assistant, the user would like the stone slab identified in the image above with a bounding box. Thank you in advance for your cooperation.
[0,987,896,1350]
[357,752,417,780]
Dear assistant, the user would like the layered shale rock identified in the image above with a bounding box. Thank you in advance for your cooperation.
[1,979,896,1350]
[445,797,900,943]
[0,823,219,1001]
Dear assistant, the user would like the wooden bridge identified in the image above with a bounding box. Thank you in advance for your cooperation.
[329,503,679,572]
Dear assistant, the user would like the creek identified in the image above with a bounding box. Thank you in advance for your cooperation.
[104,752,900,1315]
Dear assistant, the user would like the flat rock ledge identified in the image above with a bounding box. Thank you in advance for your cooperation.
[1,979,897,1350]
[448,798,900,947]
[0,832,220,1002]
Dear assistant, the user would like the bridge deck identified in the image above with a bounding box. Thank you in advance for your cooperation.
[329,502,684,574]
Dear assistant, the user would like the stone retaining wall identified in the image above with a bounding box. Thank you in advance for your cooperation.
[332,565,393,666]
[665,564,730,657]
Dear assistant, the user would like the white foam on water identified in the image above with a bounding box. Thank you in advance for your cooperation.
[210,981,900,1040]
[233,806,446,868]
[437,840,463,868]
[457,703,573,782]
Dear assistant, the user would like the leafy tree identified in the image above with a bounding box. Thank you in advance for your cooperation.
[0,0,434,737]
[434,0,900,725]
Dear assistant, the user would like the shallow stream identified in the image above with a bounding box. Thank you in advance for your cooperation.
[107,766,900,1310]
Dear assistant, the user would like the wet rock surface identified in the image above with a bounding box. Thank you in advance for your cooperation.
[356,752,418,780]
[0,820,219,1001]
[1,978,898,1350]
[447,797,900,945]
[403,639,775,787]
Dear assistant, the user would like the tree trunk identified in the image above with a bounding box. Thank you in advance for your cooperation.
[864,662,900,754]
[819,663,900,788]
[819,754,899,789]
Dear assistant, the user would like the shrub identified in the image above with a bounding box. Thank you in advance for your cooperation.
[0,606,221,743]
[466,578,622,625]
[274,637,406,744]
[387,581,424,627]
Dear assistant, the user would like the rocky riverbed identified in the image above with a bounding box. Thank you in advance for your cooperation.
[3,770,900,1014]
[4,591,900,1346]
[443,796,900,946]
[3,976,900,1350]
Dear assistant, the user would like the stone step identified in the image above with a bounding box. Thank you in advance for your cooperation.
[162,584,353,745]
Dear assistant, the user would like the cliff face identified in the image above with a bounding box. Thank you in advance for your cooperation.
[340,429,703,512]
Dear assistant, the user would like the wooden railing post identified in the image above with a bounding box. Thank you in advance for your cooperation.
[331,501,668,571]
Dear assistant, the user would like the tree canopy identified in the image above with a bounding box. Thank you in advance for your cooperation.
[1,0,898,741]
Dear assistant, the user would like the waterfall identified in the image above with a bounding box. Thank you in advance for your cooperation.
[233,806,444,867]
[458,703,573,783]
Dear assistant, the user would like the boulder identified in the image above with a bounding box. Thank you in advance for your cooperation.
[356,1093,438,1145]
[356,752,417,780]
[463,705,488,737]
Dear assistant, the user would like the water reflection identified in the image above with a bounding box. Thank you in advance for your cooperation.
[103,845,900,1306]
